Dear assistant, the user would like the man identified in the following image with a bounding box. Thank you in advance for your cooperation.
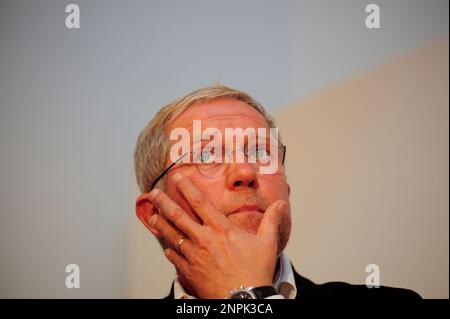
[134,84,420,299]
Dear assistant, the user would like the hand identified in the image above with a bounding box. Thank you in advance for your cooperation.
[148,172,289,299]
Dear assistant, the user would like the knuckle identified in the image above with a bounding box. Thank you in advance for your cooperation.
[169,206,184,220]
[202,225,215,237]
[151,191,163,204]
[194,230,212,249]
[215,223,232,237]
[189,194,206,209]
[194,236,208,249]
[188,250,201,263]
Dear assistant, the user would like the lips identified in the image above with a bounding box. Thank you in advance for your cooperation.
[228,205,264,216]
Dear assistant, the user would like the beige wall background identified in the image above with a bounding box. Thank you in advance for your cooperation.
[127,38,449,299]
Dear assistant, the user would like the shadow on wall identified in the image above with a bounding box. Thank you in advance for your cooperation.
[126,37,449,298]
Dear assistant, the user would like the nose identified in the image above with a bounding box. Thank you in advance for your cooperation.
[226,163,259,190]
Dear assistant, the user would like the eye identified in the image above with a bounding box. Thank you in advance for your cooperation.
[194,149,217,163]
[247,146,270,161]
[255,149,268,158]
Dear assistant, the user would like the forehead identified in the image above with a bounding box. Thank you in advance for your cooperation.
[166,98,269,132]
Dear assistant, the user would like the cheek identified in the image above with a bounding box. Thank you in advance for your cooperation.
[185,174,226,206]
[257,175,289,201]
[227,212,263,234]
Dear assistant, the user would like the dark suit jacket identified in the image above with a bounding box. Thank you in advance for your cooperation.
[163,264,421,300]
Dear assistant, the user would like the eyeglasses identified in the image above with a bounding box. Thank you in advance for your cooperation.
[150,143,286,190]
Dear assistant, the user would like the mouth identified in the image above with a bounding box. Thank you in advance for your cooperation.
[228,205,264,216]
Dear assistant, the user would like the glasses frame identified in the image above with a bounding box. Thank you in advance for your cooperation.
[150,143,286,190]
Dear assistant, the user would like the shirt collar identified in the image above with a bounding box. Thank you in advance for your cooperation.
[173,251,297,299]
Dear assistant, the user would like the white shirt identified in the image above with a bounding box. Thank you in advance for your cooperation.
[173,251,297,299]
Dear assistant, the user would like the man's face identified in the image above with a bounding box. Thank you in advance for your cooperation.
[164,98,292,252]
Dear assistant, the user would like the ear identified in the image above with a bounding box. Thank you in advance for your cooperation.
[135,193,161,238]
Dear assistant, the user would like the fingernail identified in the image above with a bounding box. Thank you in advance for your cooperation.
[278,201,287,211]
[149,189,159,200]
[150,215,158,227]
[172,173,182,183]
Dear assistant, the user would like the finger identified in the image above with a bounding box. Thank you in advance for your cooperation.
[164,248,190,275]
[149,188,202,240]
[172,173,231,229]
[257,200,288,239]
[150,214,195,258]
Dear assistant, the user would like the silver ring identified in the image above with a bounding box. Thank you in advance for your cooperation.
[176,236,186,255]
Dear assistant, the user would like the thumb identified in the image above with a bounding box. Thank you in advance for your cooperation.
[257,200,288,238]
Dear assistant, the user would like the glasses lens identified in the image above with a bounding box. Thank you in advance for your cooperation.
[192,144,285,177]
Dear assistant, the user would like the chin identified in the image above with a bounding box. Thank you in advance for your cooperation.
[227,211,263,234]
[227,211,292,255]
